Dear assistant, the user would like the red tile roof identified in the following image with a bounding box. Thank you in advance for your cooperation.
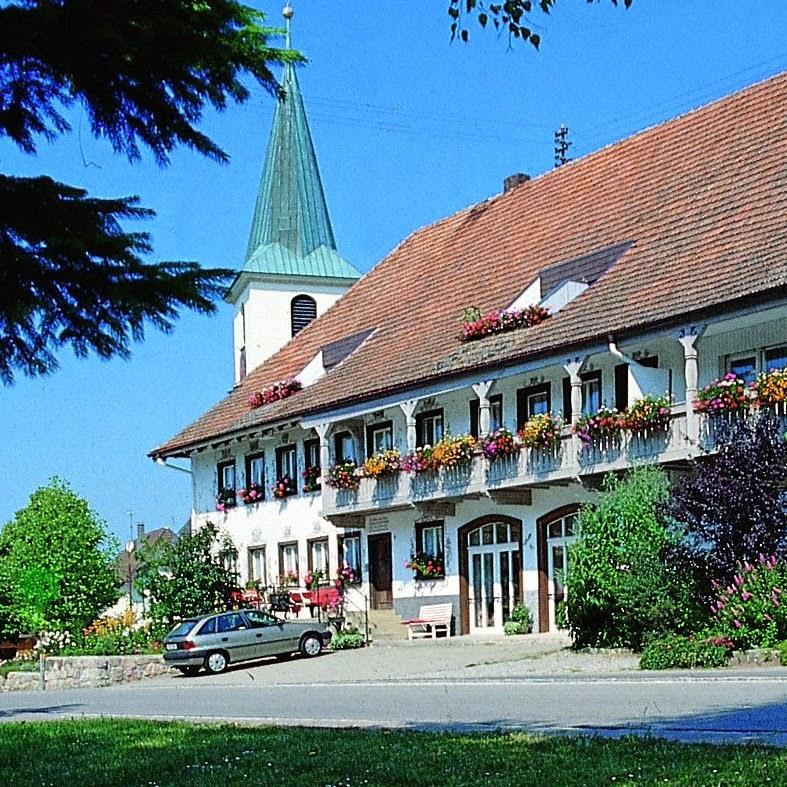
[152,73,787,458]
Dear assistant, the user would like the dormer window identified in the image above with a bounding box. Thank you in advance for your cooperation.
[291,294,317,337]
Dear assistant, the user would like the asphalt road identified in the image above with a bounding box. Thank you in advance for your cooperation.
[2,671,787,746]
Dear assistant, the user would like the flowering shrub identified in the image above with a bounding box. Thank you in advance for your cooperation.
[363,448,402,478]
[461,304,551,341]
[277,570,298,588]
[622,394,672,432]
[709,556,787,649]
[215,488,236,512]
[518,413,562,450]
[83,610,136,637]
[431,434,476,469]
[238,482,264,504]
[482,427,518,461]
[405,552,444,579]
[402,445,438,474]
[271,475,294,499]
[325,461,360,491]
[302,465,321,493]
[304,569,326,590]
[34,630,75,656]
[573,405,624,444]
[247,378,302,409]
[639,635,730,670]
[694,372,753,415]
[753,367,787,405]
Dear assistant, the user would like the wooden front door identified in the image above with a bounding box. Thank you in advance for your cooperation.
[368,533,393,610]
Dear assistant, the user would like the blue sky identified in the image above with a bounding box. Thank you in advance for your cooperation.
[1,1,786,545]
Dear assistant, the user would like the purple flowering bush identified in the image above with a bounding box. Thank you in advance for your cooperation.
[481,427,518,461]
[709,556,787,649]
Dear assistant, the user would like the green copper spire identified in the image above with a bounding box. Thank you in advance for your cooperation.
[242,5,360,282]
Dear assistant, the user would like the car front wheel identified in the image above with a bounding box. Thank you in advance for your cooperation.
[299,634,323,658]
[205,650,228,674]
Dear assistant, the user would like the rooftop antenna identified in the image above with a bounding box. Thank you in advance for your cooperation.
[554,124,572,168]
[283,2,293,48]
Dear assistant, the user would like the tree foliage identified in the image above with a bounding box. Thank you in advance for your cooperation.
[666,414,787,593]
[448,0,634,46]
[135,520,238,627]
[0,0,298,383]
[0,479,119,636]
[565,467,701,650]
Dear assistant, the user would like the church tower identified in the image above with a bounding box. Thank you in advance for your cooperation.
[225,4,361,384]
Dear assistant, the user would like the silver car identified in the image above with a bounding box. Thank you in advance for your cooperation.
[162,609,332,676]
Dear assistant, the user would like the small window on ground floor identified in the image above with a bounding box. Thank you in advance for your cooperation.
[415,521,445,559]
[278,542,299,583]
[338,532,362,582]
[308,537,330,576]
[248,546,267,586]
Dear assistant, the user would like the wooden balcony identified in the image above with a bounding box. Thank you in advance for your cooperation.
[321,406,696,523]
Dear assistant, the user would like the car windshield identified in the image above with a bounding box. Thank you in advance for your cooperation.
[167,620,197,638]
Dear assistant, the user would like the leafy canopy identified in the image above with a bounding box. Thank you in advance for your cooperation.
[565,466,701,650]
[135,520,238,627]
[665,413,787,593]
[0,0,299,383]
[0,478,119,636]
[448,0,634,47]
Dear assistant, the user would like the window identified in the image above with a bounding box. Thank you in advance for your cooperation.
[303,438,321,492]
[470,395,503,438]
[198,617,217,635]
[338,532,362,582]
[516,384,551,428]
[243,609,278,628]
[217,460,236,507]
[615,356,659,411]
[278,541,299,579]
[334,431,355,464]
[275,445,297,495]
[416,521,444,559]
[728,353,757,384]
[416,409,444,446]
[244,452,265,498]
[366,420,393,456]
[765,346,787,372]
[217,613,247,633]
[291,294,317,337]
[581,371,602,414]
[248,546,267,586]
[308,537,330,575]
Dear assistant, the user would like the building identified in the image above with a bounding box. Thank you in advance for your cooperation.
[151,71,787,636]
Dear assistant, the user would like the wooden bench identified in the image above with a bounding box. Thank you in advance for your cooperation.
[401,603,453,639]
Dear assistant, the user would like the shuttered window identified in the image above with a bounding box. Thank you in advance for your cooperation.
[291,295,317,337]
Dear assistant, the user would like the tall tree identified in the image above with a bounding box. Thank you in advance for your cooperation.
[666,414,787,593]
[0,478,119,636]
[0,0,298,383]
[448,0,634,46]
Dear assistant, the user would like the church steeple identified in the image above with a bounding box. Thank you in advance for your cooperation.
[226,4,361,384]
[238,4,359,283]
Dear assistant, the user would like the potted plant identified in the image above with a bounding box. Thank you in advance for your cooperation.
[753,367,787,407]
[431,434,476,470]
[238,482,264,504]
[482,427,518,461]
[363,448,402,478]
[247,378,302,409]
[461,304,551,341]
[302,465,321,493]
[518,413,562,450]
[622,394,672,432]
[694,373,753,415]
[402,445,438,474]
[304,569,326,590]
[215,488,236,512]
[572,405,624,445]
[271,475,294,499]
[405,552,445,580]
[325,461,360,491]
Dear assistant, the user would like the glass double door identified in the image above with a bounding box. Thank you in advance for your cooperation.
[467,521,521,632]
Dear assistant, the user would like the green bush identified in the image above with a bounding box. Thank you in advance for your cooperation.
[331,630,365,650]
[0,659,38,679]
[639,635,729,670]
[566,467,703,650]
[509,604,533,632]
[503,621,527,636]
[778,641,787,667]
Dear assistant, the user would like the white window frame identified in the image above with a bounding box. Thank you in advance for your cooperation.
[249,546,267,586]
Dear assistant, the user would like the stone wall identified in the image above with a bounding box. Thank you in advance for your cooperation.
[0,655,169,692]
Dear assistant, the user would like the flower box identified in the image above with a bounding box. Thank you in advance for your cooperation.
[248,378,302,409]
[325,461,360,491]
[215,489,236,512]
[518,413,562,450]
[302,465,321,493]
[461,304,550,342]
[482,427,518,461]
[695,373,753,415]
[363,449,402,479]
[271,475,295,499]
[238,482,264,505]
[405,553,445,580]
[621,395,672,432]
[573,406,624,445]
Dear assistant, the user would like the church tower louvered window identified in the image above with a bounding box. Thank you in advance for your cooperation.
[291,295,317,337]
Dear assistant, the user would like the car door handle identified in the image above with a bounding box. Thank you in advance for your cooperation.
[256,633,263,638]
[221,637,229,642]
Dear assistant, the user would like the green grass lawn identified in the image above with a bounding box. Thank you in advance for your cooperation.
[0,720,784,786]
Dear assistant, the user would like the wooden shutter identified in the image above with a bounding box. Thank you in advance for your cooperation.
[614,364,629,411]
[469,400,480,438]
[562,377,572,422]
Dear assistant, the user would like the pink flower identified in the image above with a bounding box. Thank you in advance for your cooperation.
[743,562,753,573]
[740,591,752,601]
[733,620,742,629]
[734,574,744,587]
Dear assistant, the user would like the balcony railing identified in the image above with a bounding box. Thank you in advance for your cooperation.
[322,405,784,519]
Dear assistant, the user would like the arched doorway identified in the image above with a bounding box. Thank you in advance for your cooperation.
[536,505,580,633]
[458,515,522,635]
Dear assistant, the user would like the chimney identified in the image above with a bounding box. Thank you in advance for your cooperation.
[137,522,145,541]
[503,173,530,193]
